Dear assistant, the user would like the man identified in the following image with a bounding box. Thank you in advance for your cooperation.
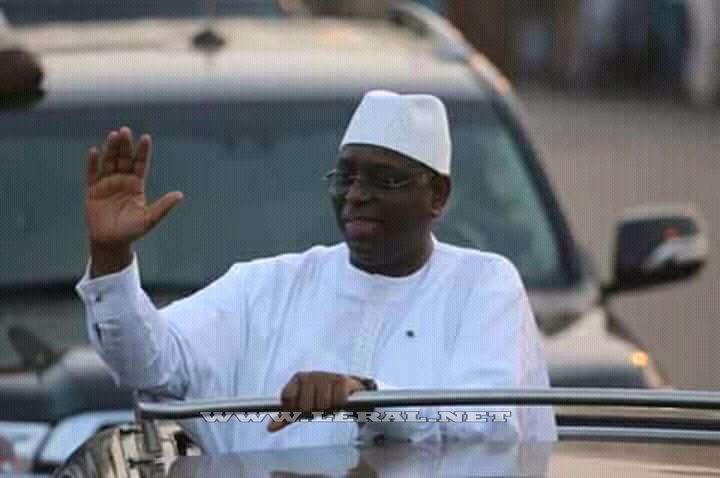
[684,0,720,106]
[76,90,556,453]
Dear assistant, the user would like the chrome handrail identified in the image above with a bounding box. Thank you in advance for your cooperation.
[136,388,720,420]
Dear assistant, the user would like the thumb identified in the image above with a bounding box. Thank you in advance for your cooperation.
[145,191,184,231]
[345,377,365,395]
[267,416,290,433]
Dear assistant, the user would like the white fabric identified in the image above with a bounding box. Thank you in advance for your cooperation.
[339,90,452,175]
[76,240,556,453]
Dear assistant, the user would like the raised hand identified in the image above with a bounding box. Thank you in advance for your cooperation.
[86,126,183,276]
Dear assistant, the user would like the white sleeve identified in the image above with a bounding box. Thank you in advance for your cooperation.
[360,258,557,444]
[75,255,249,400]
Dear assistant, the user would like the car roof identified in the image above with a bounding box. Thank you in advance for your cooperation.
[10,16,490,106]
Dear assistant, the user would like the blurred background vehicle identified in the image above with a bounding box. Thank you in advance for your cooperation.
[0,0,715,474]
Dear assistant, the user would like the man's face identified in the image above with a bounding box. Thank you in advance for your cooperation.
[330,144,449,273]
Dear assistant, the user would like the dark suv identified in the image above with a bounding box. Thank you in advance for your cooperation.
[0,2,707,472]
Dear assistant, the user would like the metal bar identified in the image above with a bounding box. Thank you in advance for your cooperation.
[553,405,720,421]
[140,419,162,455]
[559,426,720,443]
[136,388,720,420]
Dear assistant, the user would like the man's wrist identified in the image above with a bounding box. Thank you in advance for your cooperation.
[89,242,133,278]
[346,375,377,430]
[349,375,378,391]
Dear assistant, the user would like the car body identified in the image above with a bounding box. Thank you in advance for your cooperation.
[56,389,720,477]
[0,2,707,473]
[57,430,720,477]
[0,0,285,25]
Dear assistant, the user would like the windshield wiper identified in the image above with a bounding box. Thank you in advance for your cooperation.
[8,325,59,370]
[0,280,79,299]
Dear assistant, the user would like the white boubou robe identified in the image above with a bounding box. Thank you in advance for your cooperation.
[76,239,557,453]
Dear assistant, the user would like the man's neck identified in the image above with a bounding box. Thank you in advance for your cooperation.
[349,236,434,277]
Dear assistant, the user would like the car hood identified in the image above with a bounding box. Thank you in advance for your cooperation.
[550,440,720,477]
[59,417,720,477]
[162,440,720,477]
[542,307,666,388]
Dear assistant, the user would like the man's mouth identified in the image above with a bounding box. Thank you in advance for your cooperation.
[344,217,383,239]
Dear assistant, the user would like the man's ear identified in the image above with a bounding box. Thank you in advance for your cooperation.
[430,175,451,218]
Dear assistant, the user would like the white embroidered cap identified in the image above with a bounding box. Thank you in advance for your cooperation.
[339,90,451,175]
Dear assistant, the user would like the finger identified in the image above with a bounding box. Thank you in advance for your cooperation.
[316,381,333,412]
[133,134,152,179]
[333,376,348,408]
[345,377,365,395]
[267,415,291,433]
[116,126,135,172]
[100,131,119,175]
[298,377,316,413]
[281,376,301,411]
[87,147,100,187]
[117,156,133,173]
[117,126,134,160]
[145,191,184,232]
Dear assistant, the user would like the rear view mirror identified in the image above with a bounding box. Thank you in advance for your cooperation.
[606,204,708,295]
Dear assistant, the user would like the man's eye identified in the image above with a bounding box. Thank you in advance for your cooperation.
[379,176,407,188]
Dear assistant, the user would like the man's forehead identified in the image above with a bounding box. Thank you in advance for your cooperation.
[337,144,418,170]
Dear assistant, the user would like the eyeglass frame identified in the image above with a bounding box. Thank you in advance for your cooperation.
[323,167,434,197]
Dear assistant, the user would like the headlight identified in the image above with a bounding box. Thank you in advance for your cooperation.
[628,350,670,388]
[629,351,650,368]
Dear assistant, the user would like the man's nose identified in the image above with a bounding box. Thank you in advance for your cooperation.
[344,178,373,202]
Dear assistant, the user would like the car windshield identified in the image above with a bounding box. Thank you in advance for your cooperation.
[0,98,567,367]
[0,0,284,25]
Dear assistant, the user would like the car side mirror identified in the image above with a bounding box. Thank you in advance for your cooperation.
[605,204,708,295]
[1,16,45,106]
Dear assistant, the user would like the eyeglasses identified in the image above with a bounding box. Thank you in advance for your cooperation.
[323,168,431,197]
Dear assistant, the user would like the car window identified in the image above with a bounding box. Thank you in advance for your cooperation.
[0,99,569,366]
[0,99,567,288]
[435,122,562,288]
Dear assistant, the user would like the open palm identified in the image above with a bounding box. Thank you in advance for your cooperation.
[86,127,183,247]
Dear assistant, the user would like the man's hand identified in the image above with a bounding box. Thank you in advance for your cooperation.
[86,126,183,277]
[267,372,367,433]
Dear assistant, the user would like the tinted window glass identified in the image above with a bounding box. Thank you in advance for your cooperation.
[0,100,566,289]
